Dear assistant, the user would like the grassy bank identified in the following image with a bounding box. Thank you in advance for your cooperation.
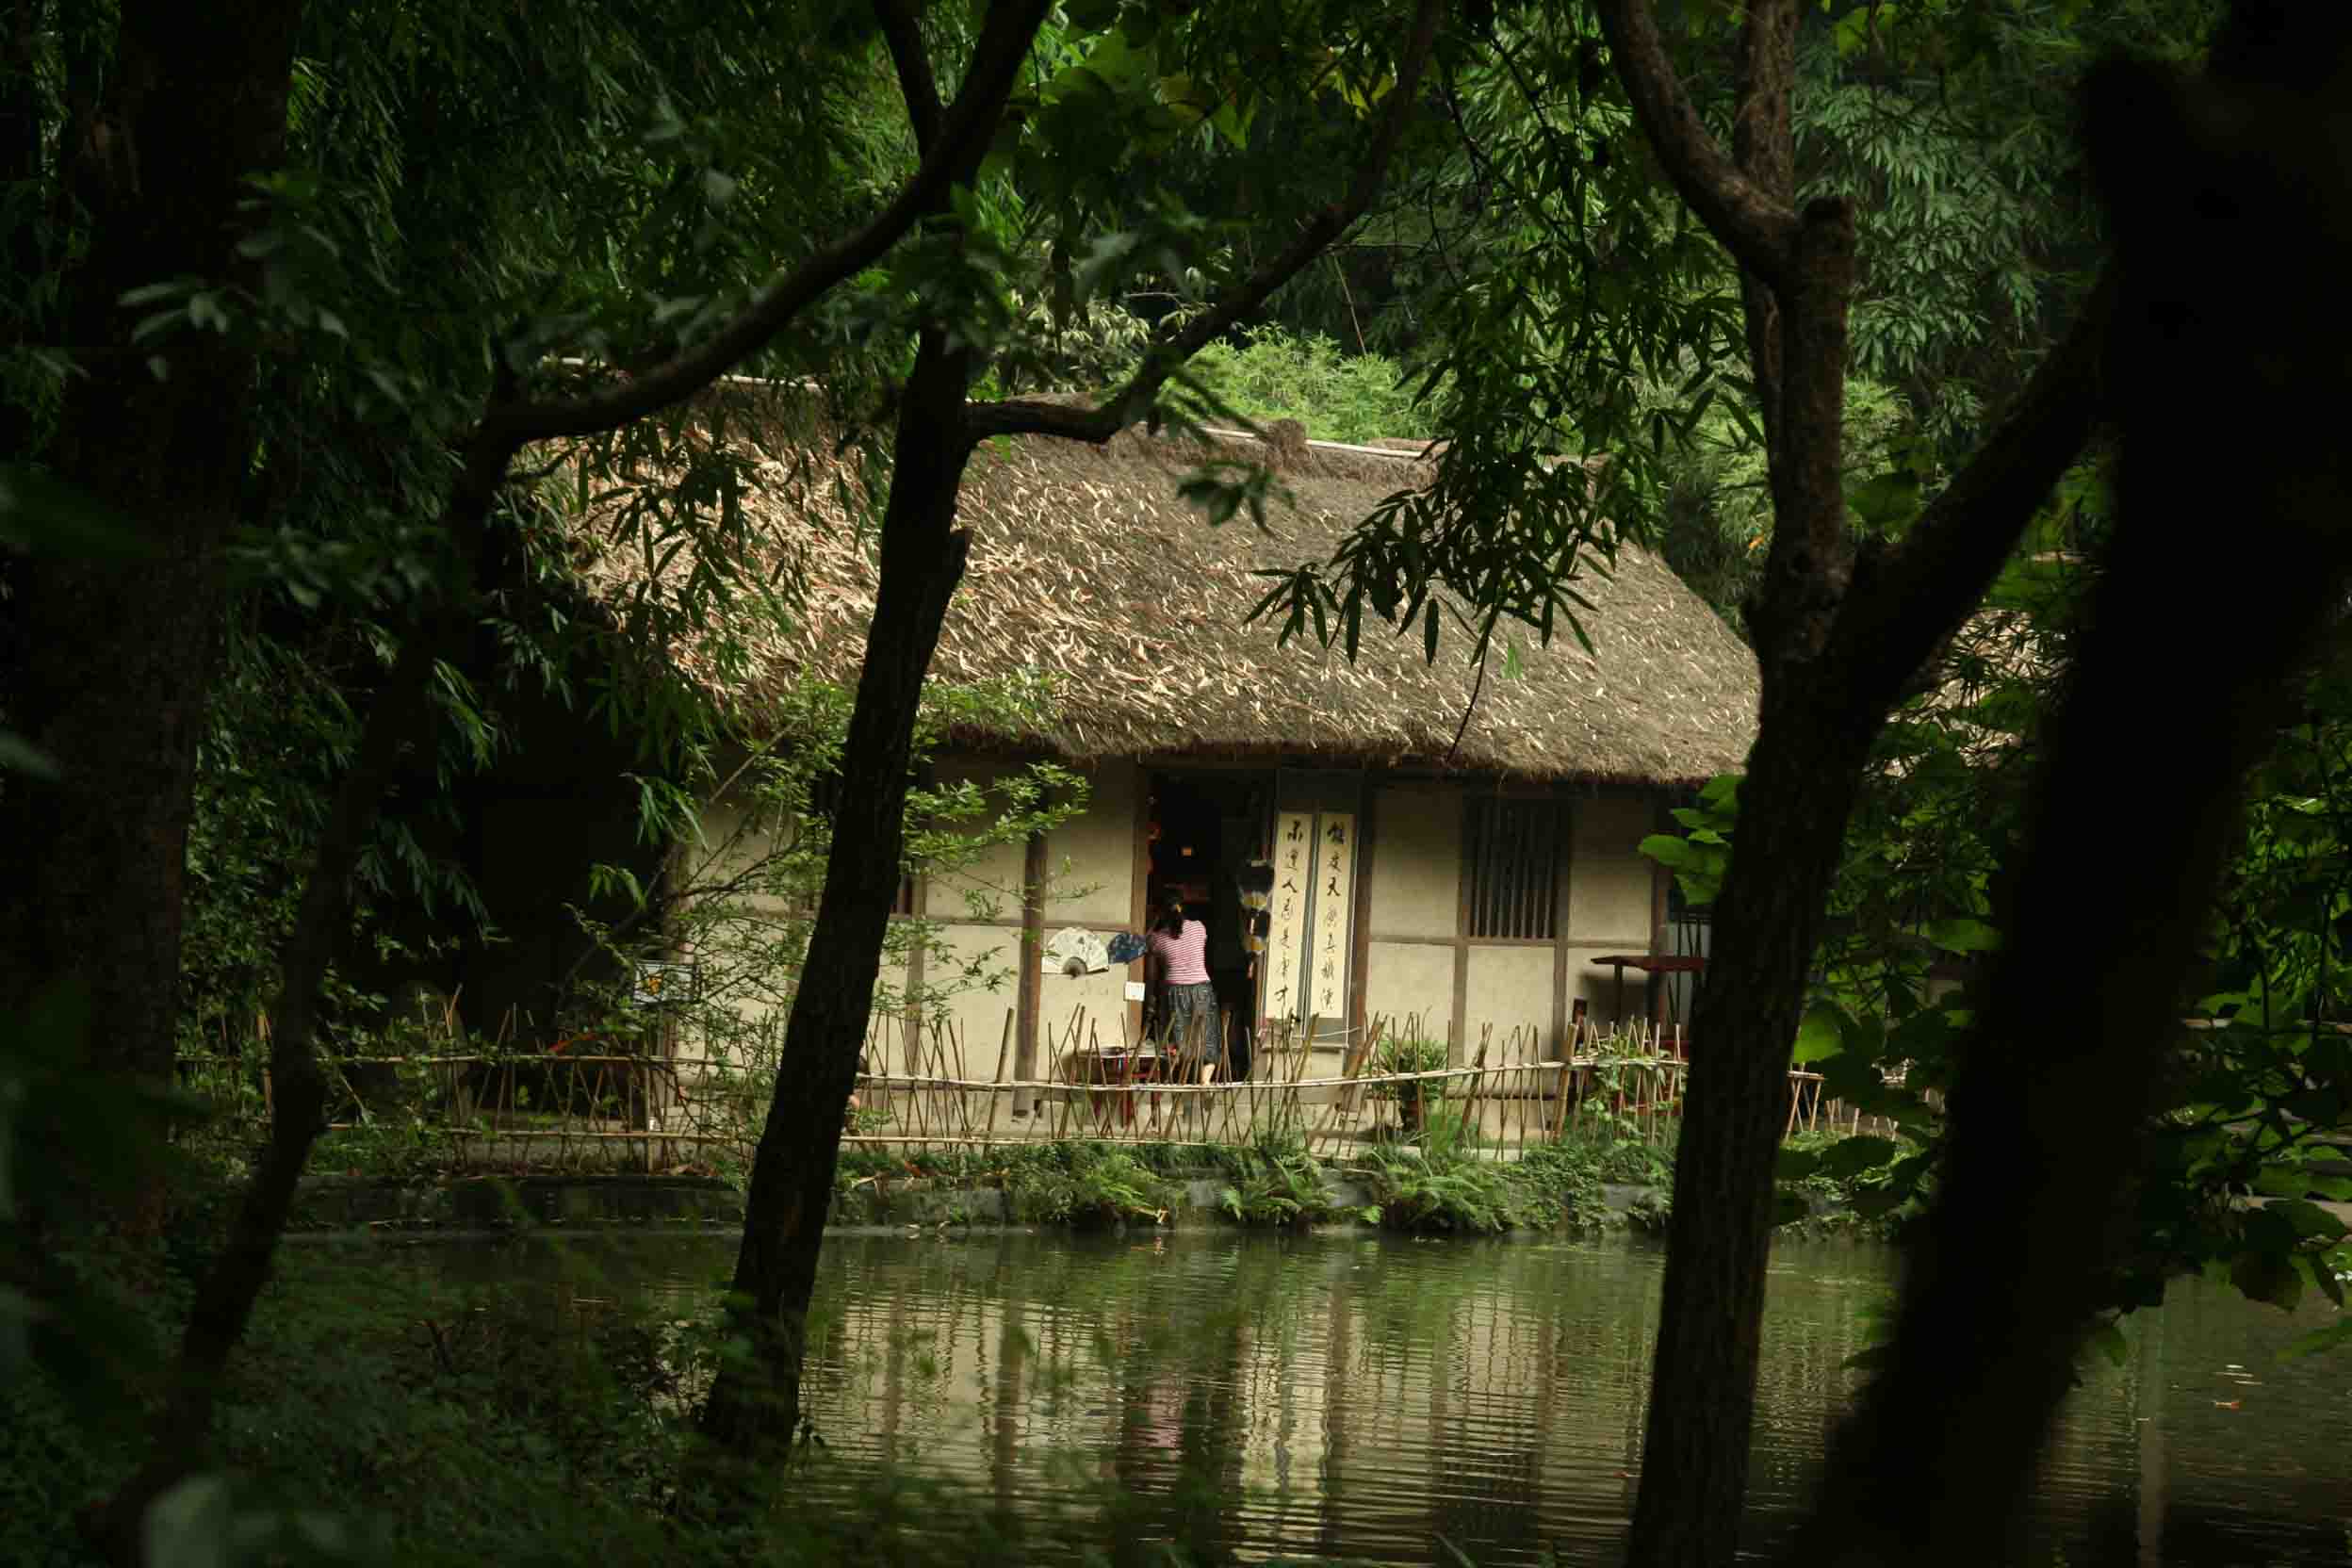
[830,1127,1681,1234]
[271,1125,1908,1240]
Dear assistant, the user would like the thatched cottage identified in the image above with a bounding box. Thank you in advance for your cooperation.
[635,416,1760,1072]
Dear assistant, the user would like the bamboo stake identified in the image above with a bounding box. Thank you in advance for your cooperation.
[1513,1022,1532,1151]
[1524,1022,1540,1150]
[1214,1010,1240,1145]
[1455,1025,1493,1146]
[1051,1004,1085,1141]
[945,1021,972,1141]
[1282,1015,1315,1139]
[1307,1016,1380,1154]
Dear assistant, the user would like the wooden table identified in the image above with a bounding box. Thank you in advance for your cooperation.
[1068,1047,1168,1127]
[1589,953,1707,1035]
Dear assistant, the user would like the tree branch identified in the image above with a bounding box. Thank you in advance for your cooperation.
[485,0,1050,445]
[1731,0,1798,452]
[1731,0,1796,194]
[963,0,1446,446]
[1592,0,1800,292]
[1833,265,2115,710]
[874,0,944,153]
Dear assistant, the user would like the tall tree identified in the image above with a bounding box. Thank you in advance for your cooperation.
[1573,3,2115,1561]
[66,3,1062,1552]
[0,0,307,1231]
[694,0,1450,1454]
[1781,5,2352,1561]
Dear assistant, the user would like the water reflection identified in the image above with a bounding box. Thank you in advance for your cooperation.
[416,1230,2351,1565]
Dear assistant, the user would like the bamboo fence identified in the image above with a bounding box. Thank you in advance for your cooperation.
[178,1006,1887,1172]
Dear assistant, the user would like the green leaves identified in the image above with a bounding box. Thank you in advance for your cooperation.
[2230,1248,2305,1314]
[1818,1134,1900,1180]
[1846,468,1922,532]
[2265,1199,2350,1245]
[1175,459,1285,531]
[0,733,57,780]
[1924,918,2001,954]
[1639,773,1740,908]
[0,465,148,560]
[1792,1004,1845,1066]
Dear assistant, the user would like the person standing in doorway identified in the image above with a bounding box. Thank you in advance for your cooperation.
[1147,891,1216,1078]
[1209,864,1258,1082]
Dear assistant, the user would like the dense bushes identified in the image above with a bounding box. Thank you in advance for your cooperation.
[833,1133,1641,1236]
[1176,326,1436,445]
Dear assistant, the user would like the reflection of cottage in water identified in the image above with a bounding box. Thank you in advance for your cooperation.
[464,406,1759,1075]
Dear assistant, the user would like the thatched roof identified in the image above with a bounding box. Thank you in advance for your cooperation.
[596,420,1760,786]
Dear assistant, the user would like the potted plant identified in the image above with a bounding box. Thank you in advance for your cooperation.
[1369,1037,1450,1133]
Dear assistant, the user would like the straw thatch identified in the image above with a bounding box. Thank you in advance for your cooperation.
[596,420,1760,785]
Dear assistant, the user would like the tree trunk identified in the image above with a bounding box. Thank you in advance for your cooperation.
[696,334,976,1455]
[1780,17,2352,1561]
[1625,680,1873,1565]
[1597,5,2111,1557]
[81,446,519,1560]
[0,1,303,1229]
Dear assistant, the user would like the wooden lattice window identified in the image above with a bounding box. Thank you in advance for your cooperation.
[1465,796,1560,939]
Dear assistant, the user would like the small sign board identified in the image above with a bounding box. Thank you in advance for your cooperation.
[1123,980,1147,1004]
[631,960,696,1007]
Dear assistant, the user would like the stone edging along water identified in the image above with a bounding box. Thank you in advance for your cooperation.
[284,1168,1849,1234]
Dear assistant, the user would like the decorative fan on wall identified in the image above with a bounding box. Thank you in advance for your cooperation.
[1042,927,1111,976]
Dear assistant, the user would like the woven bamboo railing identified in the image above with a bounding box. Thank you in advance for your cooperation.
[175,1007,1883,1171]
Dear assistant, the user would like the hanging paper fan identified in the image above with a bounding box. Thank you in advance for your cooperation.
[1042,927,1111,976]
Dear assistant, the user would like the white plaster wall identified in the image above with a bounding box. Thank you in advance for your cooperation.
[1567,964,1631,1033]
[1466,945,1556,1053]
[1367,780,1460,939]
[923,921,1025,1072]
[1034,962,1135,1059]
[921,760,1031,923]
[1364,940,1455,1045]
[1046,759,1137,925]
[689,792,793,923]
[1566,796,1657,946]
[676,792,801,1065]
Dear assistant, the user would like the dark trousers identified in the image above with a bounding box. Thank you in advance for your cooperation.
[1209,967,1255,1081]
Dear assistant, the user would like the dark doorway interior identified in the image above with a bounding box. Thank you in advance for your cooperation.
[1146,771,1270,1068]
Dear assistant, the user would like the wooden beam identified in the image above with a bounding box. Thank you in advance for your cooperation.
[1349,769,1379,1049]
[1452,789,1472,1064]
[1551,790,1574,1061]
[1650,792,1674,956]
[1129,761,1151,1046]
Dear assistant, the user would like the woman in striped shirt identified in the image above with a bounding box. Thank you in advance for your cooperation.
[1146,891,1216,1073]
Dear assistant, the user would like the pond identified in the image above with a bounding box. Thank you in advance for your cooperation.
[406,1228,2350,1565]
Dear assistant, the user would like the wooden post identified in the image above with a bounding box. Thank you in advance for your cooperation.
[1013,829,1047,1117]
[1452,791,1473,1065]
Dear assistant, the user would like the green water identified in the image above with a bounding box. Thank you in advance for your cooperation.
[409,1229,2351,1565]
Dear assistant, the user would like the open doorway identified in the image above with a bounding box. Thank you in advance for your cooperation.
[1145,770,1271,1067]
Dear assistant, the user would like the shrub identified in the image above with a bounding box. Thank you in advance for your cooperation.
[1216,1134,1357,1229]
[1175,326,1438,445]
[998,1142,1177,1229]
[1366,1037,1450,1132]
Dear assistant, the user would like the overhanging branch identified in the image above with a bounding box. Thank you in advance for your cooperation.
[485,0,1050,446]
[874,0,945,153]
[1835,265,2116,710]
[963,0,1446,446]
[1593,0,1799,292]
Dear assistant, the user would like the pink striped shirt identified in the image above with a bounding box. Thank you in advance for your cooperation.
[1146,920,1211,986]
